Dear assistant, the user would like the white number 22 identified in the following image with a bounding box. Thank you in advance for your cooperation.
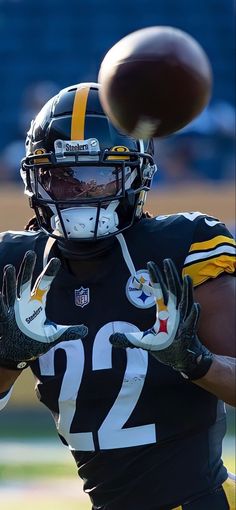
[39,321,156,451]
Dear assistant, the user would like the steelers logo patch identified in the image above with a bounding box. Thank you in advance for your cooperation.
[126,270,156,309]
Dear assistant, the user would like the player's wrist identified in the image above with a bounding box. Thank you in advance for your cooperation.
[0,358,30,370]
[176,336,214,380]
[180,350,214,380]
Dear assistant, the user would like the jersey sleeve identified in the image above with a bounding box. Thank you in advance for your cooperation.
[182,215,235,286]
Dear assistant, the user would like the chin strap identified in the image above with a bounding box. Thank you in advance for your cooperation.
[116,233,137,277]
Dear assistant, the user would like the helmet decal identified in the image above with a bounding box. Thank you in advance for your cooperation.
[33,148,50,164]
[71,85,90,140]
[107,146,130,161]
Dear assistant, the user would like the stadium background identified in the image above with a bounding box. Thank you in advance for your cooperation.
[0,0,235,509]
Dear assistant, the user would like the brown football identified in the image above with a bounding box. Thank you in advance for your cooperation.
[98,26,213,138]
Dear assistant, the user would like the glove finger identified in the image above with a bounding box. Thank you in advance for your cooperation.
[17,251,36,298]
[184,302,201,334]
[31,258,61,304]
[53,324,88,344]
[0,293,7,320]
[193,302,201,330]
[163,259,182,306]
[180,275,194,320]
[110,332,135,349]
[2,264,13,298]
[147,261,168,305]
[3,265,16,308]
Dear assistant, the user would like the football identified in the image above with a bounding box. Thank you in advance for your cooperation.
[98,26,213,138]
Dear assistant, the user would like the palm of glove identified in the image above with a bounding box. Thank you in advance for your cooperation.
[0,251,88,369]
[110,259,213,380]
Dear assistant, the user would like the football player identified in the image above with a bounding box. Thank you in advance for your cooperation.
[0,83,235,510]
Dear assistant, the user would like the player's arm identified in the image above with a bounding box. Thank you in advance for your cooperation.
[0,250,88,409]
[192,274,235,405]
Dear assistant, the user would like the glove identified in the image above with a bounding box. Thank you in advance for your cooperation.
[0,251,88,370]
[110,258,213,380]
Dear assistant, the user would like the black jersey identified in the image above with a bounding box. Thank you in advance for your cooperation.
[0,212,235,510]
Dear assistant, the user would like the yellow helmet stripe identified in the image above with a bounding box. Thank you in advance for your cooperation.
[71,86,90,140]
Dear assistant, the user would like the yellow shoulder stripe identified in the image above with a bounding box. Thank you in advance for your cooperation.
[182,255,236,286]
[189,235,235,252]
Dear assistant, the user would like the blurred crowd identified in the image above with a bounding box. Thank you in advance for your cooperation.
[0,81,60,184]
[0,0,235,187]
[0,80,234,186]
[155,99,235,185]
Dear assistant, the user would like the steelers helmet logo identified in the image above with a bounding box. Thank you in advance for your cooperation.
[126,270,155,309]
[112,146,128,151]
[33,148,49,163]
[107,146,130,160]
[34,149,46,155]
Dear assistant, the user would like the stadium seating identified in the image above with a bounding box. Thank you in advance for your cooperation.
[0,0,234,153]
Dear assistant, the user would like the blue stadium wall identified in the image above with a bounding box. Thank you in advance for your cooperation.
[0,0,234,150]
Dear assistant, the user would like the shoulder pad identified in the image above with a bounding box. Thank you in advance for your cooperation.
[155,211,219,224]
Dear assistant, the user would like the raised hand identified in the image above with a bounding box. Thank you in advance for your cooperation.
[110,259,213,380]
[0,251,88,370]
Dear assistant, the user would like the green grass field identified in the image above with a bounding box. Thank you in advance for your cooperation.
[0,459,90,510]
[0,449,235,478]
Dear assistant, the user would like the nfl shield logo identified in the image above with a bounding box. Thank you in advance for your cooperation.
[75,287,90,308]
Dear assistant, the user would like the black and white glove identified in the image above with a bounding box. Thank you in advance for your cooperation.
[0,251,88,370]
[110,259,213,380]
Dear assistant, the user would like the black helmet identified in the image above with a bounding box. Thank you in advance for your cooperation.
[21,82,156,241]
